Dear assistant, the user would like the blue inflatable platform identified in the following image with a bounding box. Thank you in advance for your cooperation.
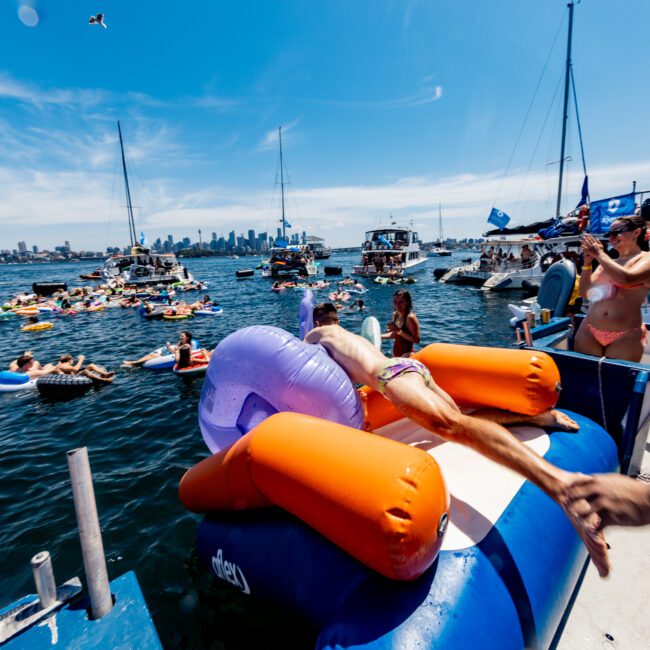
[195,412,617,649]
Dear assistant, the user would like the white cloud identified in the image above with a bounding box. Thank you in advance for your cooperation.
[258,117,303,151]
[2,158,648,250]
[314,85,443,110]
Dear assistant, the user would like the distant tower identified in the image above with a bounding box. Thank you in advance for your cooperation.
[198,229,202,246]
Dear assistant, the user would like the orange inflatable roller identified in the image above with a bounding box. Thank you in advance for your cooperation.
[180,411,449,581]
[362,343,561,431]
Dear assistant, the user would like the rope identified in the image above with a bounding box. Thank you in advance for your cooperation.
[597,356,607,430]
[492,12,566,209]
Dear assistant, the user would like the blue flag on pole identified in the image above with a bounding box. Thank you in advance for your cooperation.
[576,175,589,208]
[285,221,292,228]
[487,208,511,230]
[139,232,147,246]
[589,193,636,234]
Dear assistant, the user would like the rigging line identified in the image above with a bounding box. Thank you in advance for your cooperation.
[570,65,588,178]
[492,11,566,208]
[513,67,565,215]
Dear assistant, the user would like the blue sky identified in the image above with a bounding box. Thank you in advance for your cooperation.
[1,0,649,251]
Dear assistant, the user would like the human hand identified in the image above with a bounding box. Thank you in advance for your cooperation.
[386,321,397,333]
[581,234,603,259]
[564,474,650,530]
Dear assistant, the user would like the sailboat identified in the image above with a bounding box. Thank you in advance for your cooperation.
[261,126,317,278]
[429,203,452,256]
[101,121,194,286]
[441,1,587,290]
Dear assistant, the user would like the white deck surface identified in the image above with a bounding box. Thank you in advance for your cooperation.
[557,447,650,649]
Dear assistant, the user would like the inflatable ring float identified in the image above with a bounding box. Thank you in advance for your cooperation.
[36,374,94,397]
[0,371,37,392]
[21,322,53,332]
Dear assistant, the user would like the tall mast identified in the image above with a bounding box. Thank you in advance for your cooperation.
[438,203,444,242]
[278,126,286,239]
[117,121,137,247]
[555,1,575,219]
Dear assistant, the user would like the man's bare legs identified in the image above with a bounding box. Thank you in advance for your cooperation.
[382,372,610,577]
[81,363,115,384]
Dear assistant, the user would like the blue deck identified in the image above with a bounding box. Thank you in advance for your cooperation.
[2,572,161,650]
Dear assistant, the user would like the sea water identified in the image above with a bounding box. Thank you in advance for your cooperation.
[0,252,515,648]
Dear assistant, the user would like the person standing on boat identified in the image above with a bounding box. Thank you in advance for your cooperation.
[382,290,420,357]
[576,216,650,362]
[306,303,610,578]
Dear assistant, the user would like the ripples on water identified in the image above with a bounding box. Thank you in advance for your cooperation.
[0,253,518,648]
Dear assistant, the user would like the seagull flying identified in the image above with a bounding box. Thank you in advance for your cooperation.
[89,13,107,29]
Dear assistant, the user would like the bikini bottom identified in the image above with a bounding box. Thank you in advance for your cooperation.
[585,323,646,348]
[376,358,432,394]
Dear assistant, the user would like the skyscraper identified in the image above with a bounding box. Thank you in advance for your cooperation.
[17,241,27,253]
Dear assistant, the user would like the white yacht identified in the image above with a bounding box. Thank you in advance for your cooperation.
[439,235,582,291]
[101,248,193,286]
[261,245,317,278]
[352,225,427,277]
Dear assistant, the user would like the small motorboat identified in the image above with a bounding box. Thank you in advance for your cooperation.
[236,269,255,279]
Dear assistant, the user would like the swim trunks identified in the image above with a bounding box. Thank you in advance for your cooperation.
[376,358,432,394]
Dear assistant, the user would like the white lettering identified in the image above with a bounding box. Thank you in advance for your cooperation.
[211,549,251,595]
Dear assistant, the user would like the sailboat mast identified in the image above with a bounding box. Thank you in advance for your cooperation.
[278,126,286,239]
[438,203,444,242]
[117,121,137,247]
[555,1,575,219]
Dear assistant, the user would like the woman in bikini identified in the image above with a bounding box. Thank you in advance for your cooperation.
[382,289,421,357]
[576,215,650,362]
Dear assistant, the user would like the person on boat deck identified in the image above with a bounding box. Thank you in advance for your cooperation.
[54,354,114,384]
[521,244,534,268]
[575,215,650,362]
[306,303,610,578]
[14,354,55,379]
[566,473,650,531]
[382,290,420,357]
[123,331,193,367]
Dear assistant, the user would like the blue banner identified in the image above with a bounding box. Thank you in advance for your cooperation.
[139,232,147,246]
[487,208,511,230]
[285,221,292,228]
[589,193,636,234]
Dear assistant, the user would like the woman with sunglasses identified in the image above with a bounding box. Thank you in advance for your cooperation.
[575,215,650,361]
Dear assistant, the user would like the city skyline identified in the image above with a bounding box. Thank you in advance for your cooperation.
[1,1,649,250]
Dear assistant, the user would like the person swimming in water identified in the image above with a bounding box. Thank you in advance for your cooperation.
[576,215,650,362]
[381,289,420,357]
[123,331,193,367]
[54,354,114,383]
[305,302,610,578]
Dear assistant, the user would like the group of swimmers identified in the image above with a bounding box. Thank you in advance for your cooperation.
[8,350,115,383]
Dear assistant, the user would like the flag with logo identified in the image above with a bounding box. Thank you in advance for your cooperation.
[589,193,636,234]
[487,208,511,230]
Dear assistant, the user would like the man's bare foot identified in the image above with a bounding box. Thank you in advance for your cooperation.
[560,497,610,577]
[529,409,579,432]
